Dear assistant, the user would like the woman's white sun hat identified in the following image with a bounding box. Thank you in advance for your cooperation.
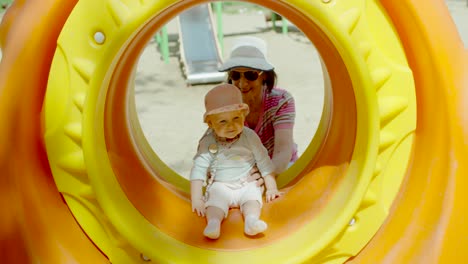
[218,36,274,72]
[204,84,250,122]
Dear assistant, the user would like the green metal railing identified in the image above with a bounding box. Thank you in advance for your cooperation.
[1,0,13,9]
[154,27,169,64]
[270,12,290,35]
[213,2,223,53]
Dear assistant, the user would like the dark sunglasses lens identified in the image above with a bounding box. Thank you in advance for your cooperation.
[244,71,259,81]
[230,71,241,81]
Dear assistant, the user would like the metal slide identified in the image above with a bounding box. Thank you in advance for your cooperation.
[178,4,226,85]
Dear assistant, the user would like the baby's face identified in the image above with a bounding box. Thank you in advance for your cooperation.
[208,110,245,139]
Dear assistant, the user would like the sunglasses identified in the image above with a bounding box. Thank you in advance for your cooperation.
[229,70,263,81]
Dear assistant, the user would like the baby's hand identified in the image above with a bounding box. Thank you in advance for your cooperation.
[192,199,206,217]
[265,189,284,203]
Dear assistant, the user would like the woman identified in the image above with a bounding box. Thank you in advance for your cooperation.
[218,36,298,176]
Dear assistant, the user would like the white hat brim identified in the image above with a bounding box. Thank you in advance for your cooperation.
[218,57,274,72]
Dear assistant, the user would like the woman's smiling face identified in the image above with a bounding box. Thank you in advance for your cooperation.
[229,67,264,96]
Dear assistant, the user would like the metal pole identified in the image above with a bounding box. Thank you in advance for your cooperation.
[161,26,169,64]
[282,18,288,35]
[214,2,224,54]
[271,12,278,31]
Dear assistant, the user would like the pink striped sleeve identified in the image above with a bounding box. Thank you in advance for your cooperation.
[273,91,295,129]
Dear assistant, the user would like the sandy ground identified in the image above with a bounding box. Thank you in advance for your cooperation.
[1,1,467,178]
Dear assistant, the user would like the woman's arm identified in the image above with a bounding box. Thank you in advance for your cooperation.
[272,128,294,174]
[246,128,294,184]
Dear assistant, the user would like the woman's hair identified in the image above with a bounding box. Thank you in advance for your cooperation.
[227,70,277,93]
[263,70,277,92]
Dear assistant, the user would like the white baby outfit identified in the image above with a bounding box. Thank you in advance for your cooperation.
[190,127,275,217]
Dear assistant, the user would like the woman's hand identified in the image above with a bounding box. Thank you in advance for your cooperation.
[265,189,283,203]
[246,166,264,187]
[192,199,206,217]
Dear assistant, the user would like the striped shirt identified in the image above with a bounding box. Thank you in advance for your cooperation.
[246,87,298,162]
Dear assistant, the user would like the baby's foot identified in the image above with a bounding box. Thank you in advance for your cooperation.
[203,219,221,239]
[244,217,267,236]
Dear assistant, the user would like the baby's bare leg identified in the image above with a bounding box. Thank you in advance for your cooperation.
[204,206,224,239]
[241,200,267,236]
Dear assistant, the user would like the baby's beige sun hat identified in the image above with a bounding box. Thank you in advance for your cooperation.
[204,84,249,122]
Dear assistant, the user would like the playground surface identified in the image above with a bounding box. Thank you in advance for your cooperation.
[1,1,467,178]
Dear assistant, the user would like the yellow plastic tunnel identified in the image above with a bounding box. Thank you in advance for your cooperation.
[0,0,467,263]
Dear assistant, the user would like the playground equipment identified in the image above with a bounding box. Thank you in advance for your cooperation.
[0,0,467,263]
[0,0,11,9]
[156,3,292,83]
[177,4,226,85]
